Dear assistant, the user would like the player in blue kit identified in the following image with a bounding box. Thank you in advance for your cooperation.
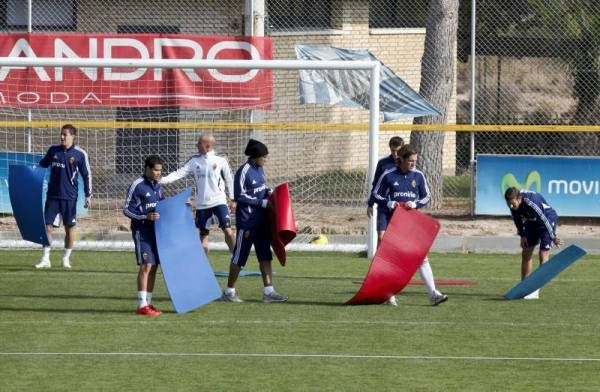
[123,155,165,316]
[372,144,448,306]
[35,124,92,270]
[366,136,404,246]
[221,139,288,303]
[504,187,562,299]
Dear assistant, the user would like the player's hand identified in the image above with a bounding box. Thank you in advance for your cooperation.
[520,236,528,249]
[185,197,193,206]
[84,197,92,209]
[147,212,160,221]
[404,201,417,210]
[367,206,373,218]
[387,201,398,210]
[228,200,236,213]
[553,237,562,247]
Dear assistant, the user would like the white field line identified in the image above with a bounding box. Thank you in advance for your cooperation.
[0,352,599,362]
[0,319,597,329]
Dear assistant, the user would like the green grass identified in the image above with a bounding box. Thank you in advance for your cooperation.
[1,250,599,391]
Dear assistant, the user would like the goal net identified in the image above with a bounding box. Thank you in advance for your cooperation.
[0,34,383,252]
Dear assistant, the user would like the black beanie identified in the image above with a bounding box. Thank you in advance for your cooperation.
[244,138,269,158]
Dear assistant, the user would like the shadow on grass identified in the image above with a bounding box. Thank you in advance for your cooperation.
[0,293,169,302]
[0,265,135,275]
[240,298,345,306]
[0,305,158,314]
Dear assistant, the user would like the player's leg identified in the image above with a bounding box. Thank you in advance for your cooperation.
[521,246,535,279]
[213,204,235,253]
[133,229,161,315]
[255,231,287,303]
[538,217,557,266]
[419,256,448,305]
[223,228,250,302]
[376,207,390,248]
[194,209,212,254]
[521,230,539,280]
[376,208,397,304]
[36,199,60,268]
[60,200,78,268]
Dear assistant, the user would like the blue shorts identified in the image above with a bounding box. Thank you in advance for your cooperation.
[376,207,392,231]
[524,217,559,251]
[132,228,160,265]
[195,204,231,235]
[45,199,77,227]
[231,227,272,268]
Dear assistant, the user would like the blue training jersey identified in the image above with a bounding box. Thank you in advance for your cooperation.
[367,154,396,208]
[123,176,164,230]
[234,160,271,230]
[39,144,92,200]
[372,167,431,209]
[510,190,557,239]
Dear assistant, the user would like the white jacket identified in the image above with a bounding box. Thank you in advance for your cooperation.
[160,151,234,209]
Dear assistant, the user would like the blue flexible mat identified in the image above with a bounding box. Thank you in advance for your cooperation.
[504,244,587,300]
[8,165,49,246]
[155,188,221,313]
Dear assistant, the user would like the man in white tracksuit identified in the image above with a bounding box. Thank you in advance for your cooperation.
[160,135,236,254]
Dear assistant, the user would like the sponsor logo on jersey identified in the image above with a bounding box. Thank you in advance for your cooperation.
[51,161,66,168]
[253,184,266,194]
[394,191,417,199]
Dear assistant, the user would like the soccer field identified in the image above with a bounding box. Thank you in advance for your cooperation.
[1,249,599,391]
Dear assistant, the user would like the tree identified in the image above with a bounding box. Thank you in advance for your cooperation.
[410,0,459,209]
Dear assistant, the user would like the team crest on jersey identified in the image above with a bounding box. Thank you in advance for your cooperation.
[411,180,417,188]
[69,156,76,165]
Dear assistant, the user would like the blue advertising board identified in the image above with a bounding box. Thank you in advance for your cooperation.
[476,154,600,217]
[0,151,87,215]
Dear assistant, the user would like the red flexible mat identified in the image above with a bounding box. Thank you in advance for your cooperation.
[347,208,440,305]
[268,182,297,266]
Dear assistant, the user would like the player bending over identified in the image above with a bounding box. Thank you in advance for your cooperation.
[504,186,561,299]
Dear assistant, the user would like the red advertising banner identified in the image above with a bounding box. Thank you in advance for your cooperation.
[0,33,273,108]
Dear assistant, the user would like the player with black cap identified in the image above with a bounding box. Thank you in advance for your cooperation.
[221,139,288,303]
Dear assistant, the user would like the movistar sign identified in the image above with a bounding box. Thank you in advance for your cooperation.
[476,154,600,217]
[501,171,542,194]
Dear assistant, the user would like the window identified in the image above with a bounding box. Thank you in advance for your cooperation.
[267,0,335,32]
[1,0,76,31]
[369,0,428,29]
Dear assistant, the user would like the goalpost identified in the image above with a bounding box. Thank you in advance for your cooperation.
[0,56,382,257]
